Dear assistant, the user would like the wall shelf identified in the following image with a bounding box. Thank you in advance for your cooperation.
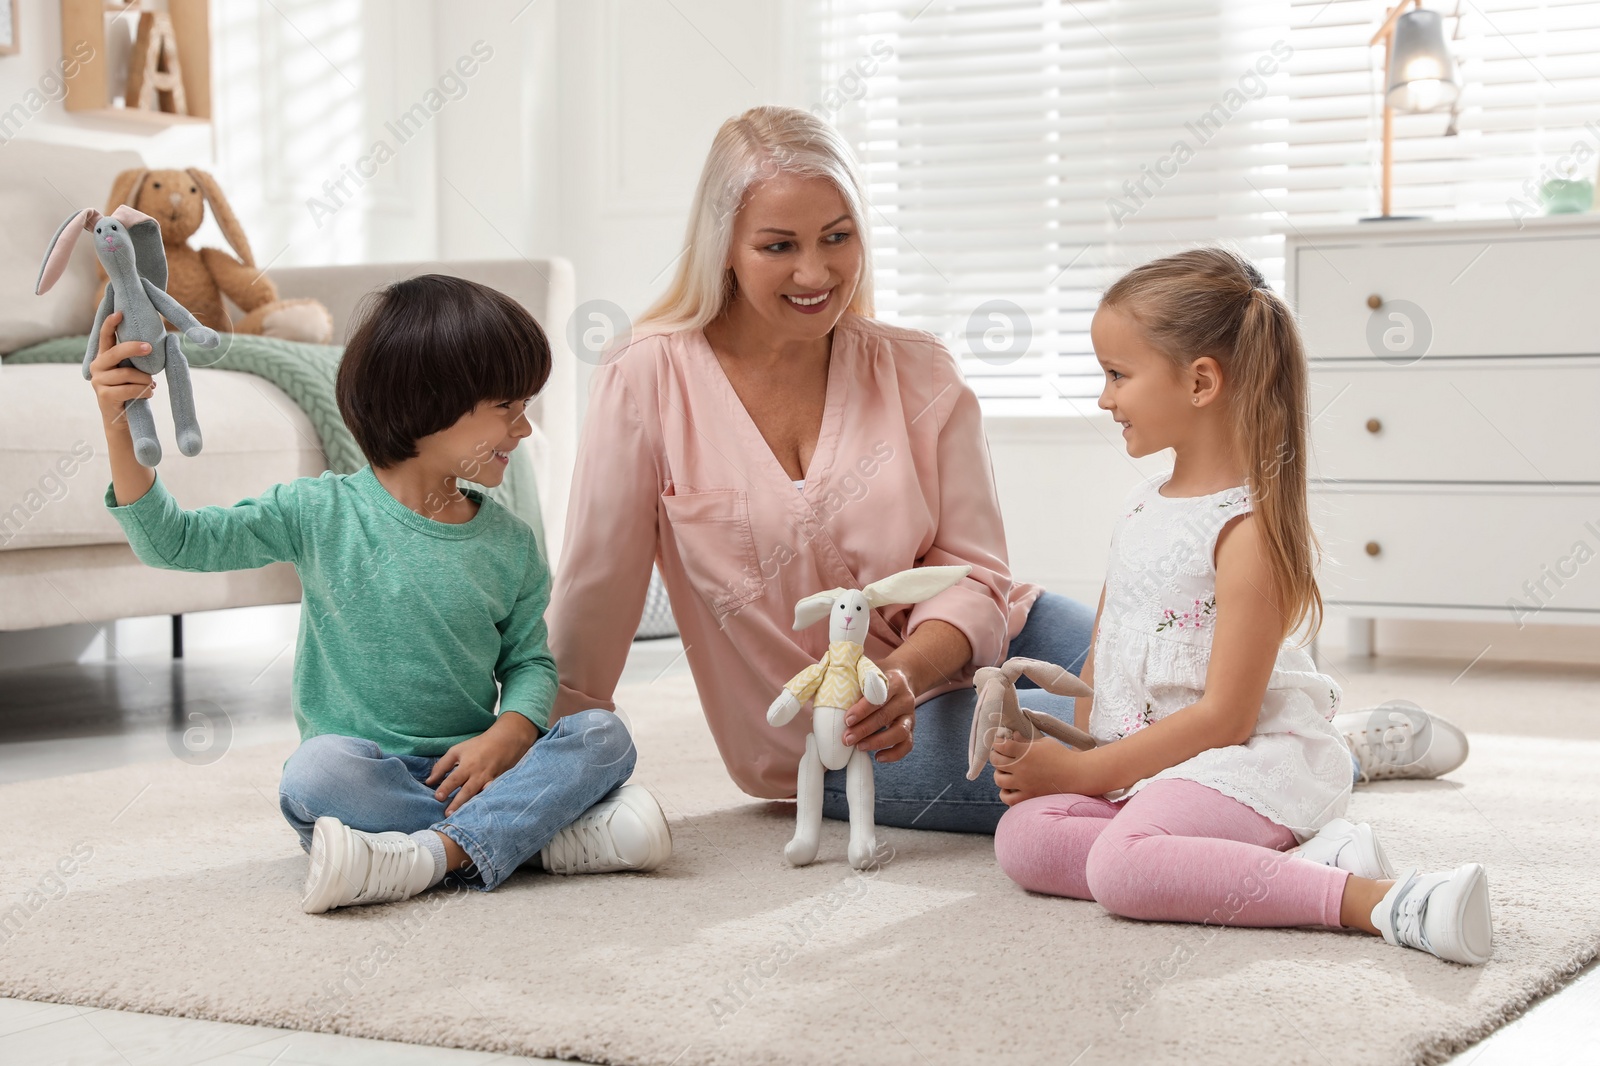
[60,0,211,127]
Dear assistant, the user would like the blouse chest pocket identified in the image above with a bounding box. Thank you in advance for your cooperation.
[660,487,766,619]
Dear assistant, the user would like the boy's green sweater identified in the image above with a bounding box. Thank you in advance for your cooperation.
[106,467,556,755]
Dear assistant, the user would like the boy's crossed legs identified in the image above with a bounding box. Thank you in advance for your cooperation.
[279,709,671,912]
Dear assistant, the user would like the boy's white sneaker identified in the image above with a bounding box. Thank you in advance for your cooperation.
[1373,863,1493,965]
[1336,702,1469,782]
[1297,817,1395,879]
[540,783,672,875]
[302,817,437,914]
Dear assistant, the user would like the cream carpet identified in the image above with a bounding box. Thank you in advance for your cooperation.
[1,674,1597,1066]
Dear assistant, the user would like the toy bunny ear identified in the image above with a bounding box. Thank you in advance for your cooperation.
[966,675,1006,780]
[792,588,846,630]
[36,209,96,295]
[187,167,256,267]
[109,204,168,291]
[862,564,973,609]
[101,168,148,285]
[1008,657,1094,700]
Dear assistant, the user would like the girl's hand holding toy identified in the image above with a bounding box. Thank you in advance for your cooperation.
[992,731,1097,806]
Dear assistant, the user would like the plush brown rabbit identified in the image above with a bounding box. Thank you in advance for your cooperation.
[966,657,1099,781]
[100,167,333,343]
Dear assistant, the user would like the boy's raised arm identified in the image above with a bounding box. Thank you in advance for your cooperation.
[91,312,303,574]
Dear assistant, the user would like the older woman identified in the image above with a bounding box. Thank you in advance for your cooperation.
[546,105,1464,837]
[546,105,1093,834]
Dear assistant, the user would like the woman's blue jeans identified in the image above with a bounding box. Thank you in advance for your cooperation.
[277,709,635,890]
[822,590,1094,836]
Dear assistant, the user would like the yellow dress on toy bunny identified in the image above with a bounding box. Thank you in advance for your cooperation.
[767,564,971,870]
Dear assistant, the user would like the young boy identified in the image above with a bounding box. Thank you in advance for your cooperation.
[91,274,671,913]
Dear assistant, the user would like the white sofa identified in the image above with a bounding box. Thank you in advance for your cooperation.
[0,140,575,634]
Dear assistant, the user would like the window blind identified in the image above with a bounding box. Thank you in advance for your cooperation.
[816,0,1600,415]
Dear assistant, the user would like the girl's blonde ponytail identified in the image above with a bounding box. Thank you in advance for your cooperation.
[1231,285,1322,641]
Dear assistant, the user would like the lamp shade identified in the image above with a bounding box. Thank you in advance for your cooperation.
[1386,9,1459,112]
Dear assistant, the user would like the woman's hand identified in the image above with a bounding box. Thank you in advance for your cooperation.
[841,665,916,763]
[840,619,973,764]
[992,729,1100,805]
[426,712,540,816]
[89,312,156,430]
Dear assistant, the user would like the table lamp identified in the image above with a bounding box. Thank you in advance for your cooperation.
[1367,2,1460,220]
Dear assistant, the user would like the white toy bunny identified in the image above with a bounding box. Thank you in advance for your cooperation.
[767,564,972,869]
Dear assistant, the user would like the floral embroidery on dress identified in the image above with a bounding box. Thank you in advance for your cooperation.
[1218,493,1247,509]
[1118,700,1155,738]
[1126,501,1145,517]
[1155,594,1215,632]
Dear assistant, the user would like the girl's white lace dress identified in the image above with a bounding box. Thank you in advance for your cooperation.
[1088,473,1352,840]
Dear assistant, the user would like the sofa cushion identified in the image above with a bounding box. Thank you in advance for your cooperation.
[0,141,147,354]
[0,364,325,552]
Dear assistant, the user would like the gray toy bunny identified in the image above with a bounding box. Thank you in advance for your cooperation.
[35,204,220,467]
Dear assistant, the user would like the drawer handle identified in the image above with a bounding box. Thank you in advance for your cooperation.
[1366,294,1383,309]
[1365,541,1382,557]
[1366,418,1382,434]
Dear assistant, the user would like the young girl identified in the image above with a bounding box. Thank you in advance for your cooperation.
[90,275,671,914]
[989,248,1492,965]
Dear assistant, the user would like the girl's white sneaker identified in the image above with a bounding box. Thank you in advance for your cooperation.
[1372,863,1493,965]
[302,817,437,914]
[1336,703,1469,782]
[1297,817,1395,879]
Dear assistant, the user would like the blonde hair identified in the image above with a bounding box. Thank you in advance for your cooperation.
[635,106,875,334]
[1102,246,1323,643]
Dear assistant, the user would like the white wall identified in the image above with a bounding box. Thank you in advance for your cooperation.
[209,0,442,266]
[989,414,1168,606]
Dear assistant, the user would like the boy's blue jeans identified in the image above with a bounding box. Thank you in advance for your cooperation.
[278,709,635,890]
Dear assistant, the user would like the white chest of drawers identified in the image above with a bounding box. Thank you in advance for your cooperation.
[1285,216,1600,654]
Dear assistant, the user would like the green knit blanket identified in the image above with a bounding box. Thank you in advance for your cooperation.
[5,334,544,544]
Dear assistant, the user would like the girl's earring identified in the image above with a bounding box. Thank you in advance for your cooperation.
[1191,398,1199,405]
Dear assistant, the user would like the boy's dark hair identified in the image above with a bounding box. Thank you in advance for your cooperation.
[336,274,552,468]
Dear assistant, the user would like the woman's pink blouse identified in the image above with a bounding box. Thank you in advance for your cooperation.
[546,313,1041,798]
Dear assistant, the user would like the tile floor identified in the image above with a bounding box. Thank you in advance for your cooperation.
[0,631,1595,1065]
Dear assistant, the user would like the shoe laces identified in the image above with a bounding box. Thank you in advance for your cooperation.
[545,811,621,873]
[353,834,423,904]
[1387,870,1438,955]
[1344,712,1418,782]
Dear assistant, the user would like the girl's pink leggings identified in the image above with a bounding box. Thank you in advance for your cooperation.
[994,778,1349,928]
